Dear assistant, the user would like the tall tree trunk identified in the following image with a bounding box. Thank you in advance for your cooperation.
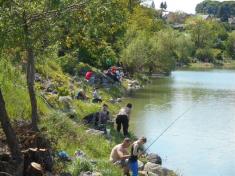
[0,89,24,175]
[23,12,39,131]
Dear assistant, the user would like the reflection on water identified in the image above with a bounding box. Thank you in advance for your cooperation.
[128,70,235,176]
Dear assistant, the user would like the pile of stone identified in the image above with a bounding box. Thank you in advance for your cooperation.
[141,153,177,176]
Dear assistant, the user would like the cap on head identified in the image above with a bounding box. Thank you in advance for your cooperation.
[140,137,147,143]
[126,103,132,108]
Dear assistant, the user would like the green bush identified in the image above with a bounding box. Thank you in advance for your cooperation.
[69,158,93,176]
[75,62,92,76]
[57,86,69,96]
[60,55,78,75]
[195,48,214,62]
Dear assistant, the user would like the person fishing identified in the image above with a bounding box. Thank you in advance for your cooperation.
[128,137,147,176]
[116,103,132,136]
[110,138,131,176]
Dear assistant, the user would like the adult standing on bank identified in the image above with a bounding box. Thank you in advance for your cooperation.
[129,137,147,176]
[116,103,132,136]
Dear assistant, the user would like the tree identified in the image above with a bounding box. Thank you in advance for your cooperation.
[0,0,89,131]
[151,1,155,9]
[225,31,235,59]
[195,0,235,21]
[121,32,151,73]
[56,0,129,69]
[121,29,177,74]
[163,1,167,10]
[160,1,167,10]
[185,17,226,49]
[128,0,141,12]
[175,34,195,65]
[218,4,231,22]
[0,89,23,175]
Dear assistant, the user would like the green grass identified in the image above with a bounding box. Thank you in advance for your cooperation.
[188,60,235,70]
[40,112,123,175]
[0,57,129,175]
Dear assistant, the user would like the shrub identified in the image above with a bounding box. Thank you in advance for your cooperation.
[75,62,92,76]
[69,159,93,176]
[195,48,214,62]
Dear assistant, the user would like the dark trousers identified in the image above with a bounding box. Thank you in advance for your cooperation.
[92,98,102,103]
[116,115,129,136]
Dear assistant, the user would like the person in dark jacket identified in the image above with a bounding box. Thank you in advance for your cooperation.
[95,104,110,133]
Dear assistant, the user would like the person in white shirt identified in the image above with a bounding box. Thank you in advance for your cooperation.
[116,103,132,136]
[92,87,102,103]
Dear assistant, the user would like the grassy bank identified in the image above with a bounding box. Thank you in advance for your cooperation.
[187,60,235,70]
[0,57,135,175]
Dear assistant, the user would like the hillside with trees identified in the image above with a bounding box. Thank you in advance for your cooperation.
[0,0,178,175]
[196,0,235,21]
[0,0,235,175]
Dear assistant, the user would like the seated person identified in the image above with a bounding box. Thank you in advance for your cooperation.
[92,87,102,103]
[110,138,131,176]
[95,104,110,133]
[76,89,88,100]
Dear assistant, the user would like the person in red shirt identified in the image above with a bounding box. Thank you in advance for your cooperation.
[85,70,93,80]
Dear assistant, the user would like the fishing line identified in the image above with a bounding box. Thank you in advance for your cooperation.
[144,100,200,152]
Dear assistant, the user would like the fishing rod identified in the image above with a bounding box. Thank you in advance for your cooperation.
[144,100,199,152]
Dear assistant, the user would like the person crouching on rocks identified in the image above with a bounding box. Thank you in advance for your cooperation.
[116,103,132,136]
[129,137,147,176]
[110,138,131,176]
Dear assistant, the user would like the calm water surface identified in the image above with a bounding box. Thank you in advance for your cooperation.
[128,70,235,176]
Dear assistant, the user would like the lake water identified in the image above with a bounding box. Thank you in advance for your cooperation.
[128,70,235,176]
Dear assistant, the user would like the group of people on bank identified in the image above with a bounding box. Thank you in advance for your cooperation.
[82,103,132,136]
[83,102,147,176]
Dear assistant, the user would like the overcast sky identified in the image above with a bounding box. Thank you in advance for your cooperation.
[153,0,225,14]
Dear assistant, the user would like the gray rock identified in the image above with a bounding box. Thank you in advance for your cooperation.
[59,96,73,110]
[80,171,92,176]
[86,129,104,136]
[147,172,159,176]
[138,160,144,170]
[35,73,42,82]
[80,171,102,176]
[116,98,122,102]
[144,162,177,176]
[58,96,72,103]
[147,153,162,165]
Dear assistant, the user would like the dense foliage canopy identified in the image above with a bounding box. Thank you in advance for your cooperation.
[196,0,235,21]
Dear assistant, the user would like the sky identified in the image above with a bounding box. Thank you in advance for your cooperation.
[153,0,225,14]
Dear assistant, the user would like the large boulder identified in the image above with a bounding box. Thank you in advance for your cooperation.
[147,153,162,165]
[144,162,177,176]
